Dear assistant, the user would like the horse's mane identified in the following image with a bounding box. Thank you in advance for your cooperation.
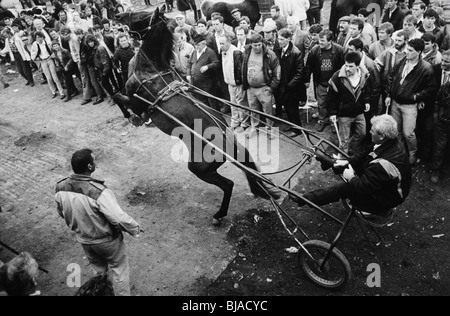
[139,15,174,71]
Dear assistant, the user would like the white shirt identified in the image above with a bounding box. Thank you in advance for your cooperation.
[196,46,206,60]
[348,68,362,88]
[281,45,289,58]
[442,70,450,85]
[400,60,419,85]
[214,29,225,54]
[37,41,51,59]
[237,39,246,52]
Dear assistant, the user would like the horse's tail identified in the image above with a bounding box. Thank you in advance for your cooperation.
[233,138,284,201]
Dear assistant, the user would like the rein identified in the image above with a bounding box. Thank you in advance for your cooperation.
[126,11,166,41]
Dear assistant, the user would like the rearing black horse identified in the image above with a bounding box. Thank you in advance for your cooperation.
[113,8,281,225]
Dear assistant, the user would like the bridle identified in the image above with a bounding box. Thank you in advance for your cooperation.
[126,11,166,40]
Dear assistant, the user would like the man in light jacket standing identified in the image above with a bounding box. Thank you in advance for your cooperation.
[55,148,140,296]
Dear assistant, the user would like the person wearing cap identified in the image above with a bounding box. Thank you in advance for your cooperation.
[187,33,221,111]
[336,16,351,47]
[175,14,196,44]
[230,8,242,30]
[261,18,281,59]
[172,31,194,79]
[242,33,281,138]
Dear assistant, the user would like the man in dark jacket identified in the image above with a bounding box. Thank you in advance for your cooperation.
[113,33,134,92]
[52,41,80,102]
[242,33,280,138]
[85,34,106,105]
[386,38,438,165]
[305,29,345,132]
[328,52,372,155]
[431,50,450,183]
[276,28,305,137]
[382,0,407,31]
[187,33,221,110]
[291,114,412,217]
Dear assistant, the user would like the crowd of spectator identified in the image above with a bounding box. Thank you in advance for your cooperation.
[1,0,450,185]
[0,0,135,104]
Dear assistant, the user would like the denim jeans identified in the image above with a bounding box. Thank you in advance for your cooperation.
[338,114,366,154]
[40,57,64,95]
[391,100,418,158]
[431,118,450,171]
[247,85,274,131]
[229,84,249,128]
[77,62,93,101]
[314,83,329,123]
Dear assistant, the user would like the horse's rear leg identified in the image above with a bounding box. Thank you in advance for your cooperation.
[188,162,234,225]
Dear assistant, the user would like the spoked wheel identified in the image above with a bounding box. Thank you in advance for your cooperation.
[298,240,352,290]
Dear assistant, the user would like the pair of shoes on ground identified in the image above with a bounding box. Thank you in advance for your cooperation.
[93,98,104,105]
[284,127,301,138]
[81,98,91,105]
[25,81,34,86]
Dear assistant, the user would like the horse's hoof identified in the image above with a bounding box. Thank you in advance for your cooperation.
[212,218,223,226]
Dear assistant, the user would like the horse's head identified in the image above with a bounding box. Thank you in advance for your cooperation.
[115,7,167,41]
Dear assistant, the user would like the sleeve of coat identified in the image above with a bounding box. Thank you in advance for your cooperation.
[304,46,314,82]
[206,49,220,71]
[99,46,111,74]
[414,66,438,103]
[288,51,304,88]
[269,53,281,91]
[327,73,339,116]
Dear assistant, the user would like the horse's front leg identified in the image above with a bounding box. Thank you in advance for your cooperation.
[112,93,132,119]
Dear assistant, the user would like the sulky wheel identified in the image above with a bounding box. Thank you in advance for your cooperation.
[298,240,352,290]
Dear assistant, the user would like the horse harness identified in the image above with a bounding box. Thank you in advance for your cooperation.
[130,69,189,125]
